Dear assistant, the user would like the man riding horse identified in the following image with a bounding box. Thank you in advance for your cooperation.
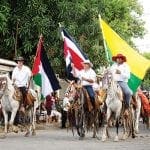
[12,56,32,111]
[110,53,133,115]
[71,60,97,110]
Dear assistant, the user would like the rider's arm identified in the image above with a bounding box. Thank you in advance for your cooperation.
[120,64,130,80]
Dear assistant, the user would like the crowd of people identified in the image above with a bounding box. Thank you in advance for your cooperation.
[0,54,149,128]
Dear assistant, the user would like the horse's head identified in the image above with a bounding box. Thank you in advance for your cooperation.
[0,74,8,98]
[101,68,113,90]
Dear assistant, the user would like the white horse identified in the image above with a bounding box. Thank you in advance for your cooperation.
[0,73,38,138]
[101,68,142,141]
[101,69,123,141]
[0,73,20,138]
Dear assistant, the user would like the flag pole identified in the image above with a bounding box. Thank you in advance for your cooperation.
[98,14,111,65]
[59,23,65,41]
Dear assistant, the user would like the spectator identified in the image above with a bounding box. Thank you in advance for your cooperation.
[61,92,70,128]
[45,95,53,123]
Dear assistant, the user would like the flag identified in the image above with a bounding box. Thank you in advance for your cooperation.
[32,36,61,98]
[60,27,89,80]
[99,17,150,93]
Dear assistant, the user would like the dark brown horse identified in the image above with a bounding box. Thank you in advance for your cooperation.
[67,83,102,139]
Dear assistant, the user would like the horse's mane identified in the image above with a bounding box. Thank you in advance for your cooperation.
[102,68,123,100]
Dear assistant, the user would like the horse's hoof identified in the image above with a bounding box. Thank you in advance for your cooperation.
[79,136,84,140]
[24,132,30,137]
[132,134,137,138]
[101,135,107,142]
[0,134,6,139]
[122,134,127,140]
[114,136,119,142]
[13,130,18,133]
[13,127,19,133]
[135,129,139,134]
[32,131,36,136]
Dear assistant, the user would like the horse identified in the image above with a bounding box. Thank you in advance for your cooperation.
[138,89,150,130]
[0,73,38,138]
[66,82,102,139]
[100,68,141,141]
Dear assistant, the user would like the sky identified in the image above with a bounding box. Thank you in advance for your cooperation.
[134,0,150,53]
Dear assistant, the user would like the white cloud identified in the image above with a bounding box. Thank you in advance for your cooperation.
[134,0,150,53]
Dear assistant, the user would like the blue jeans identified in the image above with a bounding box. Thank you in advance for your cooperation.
[83,85,95,102]
[118,81,133,107]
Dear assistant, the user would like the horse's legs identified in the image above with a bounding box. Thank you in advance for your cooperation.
[130,106,136,138]
[134,108,140,133]
[24,124,30,137]
[0,110,8,139]
[9,109,19,133]
[32,107,36,136]
[114,109,121,142]
[92,110,99,138]
[101,108,111,141]
[3,110,8,135]
[122,116,128,140]
[147,116,150,129]
[9,109,18,124]
[114,117,119,141]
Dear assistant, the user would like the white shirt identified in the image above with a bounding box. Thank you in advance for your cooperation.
[110,62,130,82]
[63,97,70,111]
[79,68,96,86]
[12,65,31,87]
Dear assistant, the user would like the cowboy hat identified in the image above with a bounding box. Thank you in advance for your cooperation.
[112,53,126,62]
[82,60,93,67]
[14,56,25,61]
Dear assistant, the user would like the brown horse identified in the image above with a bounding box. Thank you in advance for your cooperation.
[67,83,103,139]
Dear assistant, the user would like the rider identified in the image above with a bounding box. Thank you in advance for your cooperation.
[12,56,32,108]
[110,53,132,112]
[79,60,97,108]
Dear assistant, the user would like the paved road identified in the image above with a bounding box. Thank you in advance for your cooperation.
[0,123,150,150]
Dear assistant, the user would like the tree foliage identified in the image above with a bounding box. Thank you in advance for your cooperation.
[0,0,147,77]
[141,52,150,90]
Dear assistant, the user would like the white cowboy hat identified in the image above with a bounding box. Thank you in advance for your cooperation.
[82,60,93,67]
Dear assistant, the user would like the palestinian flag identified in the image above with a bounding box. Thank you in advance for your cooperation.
[60,27,89,80]
[99,17,150,93]
[32,36,61,98]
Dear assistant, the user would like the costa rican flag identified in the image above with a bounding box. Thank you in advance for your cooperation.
[61,28,89,80]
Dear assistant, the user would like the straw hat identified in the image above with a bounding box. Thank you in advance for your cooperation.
[112,53,126,62]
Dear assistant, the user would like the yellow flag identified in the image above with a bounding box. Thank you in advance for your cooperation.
[99,17,150,93]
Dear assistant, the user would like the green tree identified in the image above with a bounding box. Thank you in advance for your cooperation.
[0,0,146,77]
[141,52,150,90]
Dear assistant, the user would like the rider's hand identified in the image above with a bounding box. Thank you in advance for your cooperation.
[116,69,121,74]
[82,77,87,81]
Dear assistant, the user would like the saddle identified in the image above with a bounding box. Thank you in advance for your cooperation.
[25,91,36,107]
[83,88,103,112]
[13,87,36,108]
[13,87,22,101]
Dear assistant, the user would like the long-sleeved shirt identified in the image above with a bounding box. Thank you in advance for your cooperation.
[79,68,96,86]
[110,62,130,83]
